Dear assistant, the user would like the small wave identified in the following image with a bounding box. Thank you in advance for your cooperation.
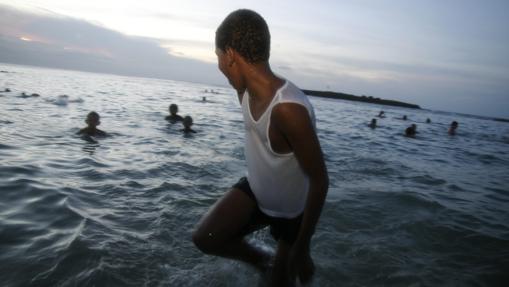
[447,184,465,192]
[109,168,147,180]
[484,188,509,203]
[45,95,84,106]
[386,191,444,211]
[18,92,41,98]
[0,164,40,178]
[358,166,398,176]
[149,181,187,194]
[74,168,109,181]
[429,158,450,164]
[75,157,110,168]
[0,143,16,149]
[485,187,509,197]
[153,150,180,157]
[121,180,145,189]
[409,174,447,186]
[477,153,502,165]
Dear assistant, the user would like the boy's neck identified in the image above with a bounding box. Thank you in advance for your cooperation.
[244,63,284,102]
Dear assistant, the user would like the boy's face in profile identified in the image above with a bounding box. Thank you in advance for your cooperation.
[86,114,100,127]
[169,105,178,115]
[183,118,193,128]
[216,48,244,93]
[216,48,228,76]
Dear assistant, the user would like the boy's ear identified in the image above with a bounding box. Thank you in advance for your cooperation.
[225,47,236,66]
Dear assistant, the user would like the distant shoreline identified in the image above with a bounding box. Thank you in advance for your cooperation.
[3,62,509,121]
[303,89,421,109]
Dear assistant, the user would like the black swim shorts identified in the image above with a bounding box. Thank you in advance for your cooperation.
[233,177,303,244]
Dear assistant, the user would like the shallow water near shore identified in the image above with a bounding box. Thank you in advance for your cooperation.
[1,64,508,286]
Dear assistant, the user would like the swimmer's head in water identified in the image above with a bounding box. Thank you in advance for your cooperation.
[405,124,417,136]
[183,116,193,128]
[216,9,270,63]
[86,111,100,127]
[451,121,458,128]
[169,104,179,115]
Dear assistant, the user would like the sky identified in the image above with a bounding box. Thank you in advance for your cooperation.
[0,0,508,118]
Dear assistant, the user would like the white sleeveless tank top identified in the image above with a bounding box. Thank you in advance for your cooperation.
[241,80,316,218]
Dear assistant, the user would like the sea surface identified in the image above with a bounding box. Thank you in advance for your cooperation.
[1,64,508,287]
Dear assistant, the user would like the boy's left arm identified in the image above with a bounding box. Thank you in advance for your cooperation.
[272,103,329,275]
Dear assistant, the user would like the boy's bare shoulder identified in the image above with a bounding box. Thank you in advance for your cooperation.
[77,127,107,137]
[96,129,107,137]
[272,102,311,124]
[77,127,88,135]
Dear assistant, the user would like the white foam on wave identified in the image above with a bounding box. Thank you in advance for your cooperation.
[46,95,84,106]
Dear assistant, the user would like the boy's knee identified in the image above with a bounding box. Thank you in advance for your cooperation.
[192,228,216,254]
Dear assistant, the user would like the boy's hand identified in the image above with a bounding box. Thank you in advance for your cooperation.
[289,241,315,284]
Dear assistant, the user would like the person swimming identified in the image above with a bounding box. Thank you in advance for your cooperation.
[377,110,386,118]
[448,121,458,135]
[165,104,184,123]
[405,124,417,137]
[368,118,377,129]
[77,111,107,137]
[426,118,431,123]
[181,116,196,133]
[19,92,40,98]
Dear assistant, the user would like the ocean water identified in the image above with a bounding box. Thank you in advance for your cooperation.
[1,64,508,287]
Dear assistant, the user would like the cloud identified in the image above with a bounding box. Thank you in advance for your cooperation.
[1,3,508,118]
[0,4,225,85]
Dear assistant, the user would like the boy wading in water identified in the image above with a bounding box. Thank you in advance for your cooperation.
[192,9,329,286]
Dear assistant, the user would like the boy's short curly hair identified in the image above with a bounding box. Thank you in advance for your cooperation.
[87,111,100,119]
[215,9,270,63]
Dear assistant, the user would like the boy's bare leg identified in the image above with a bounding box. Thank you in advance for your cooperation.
[271,240,316,287]
[192,188,272,270]
[295,250,315,284]
[270,240,293,287]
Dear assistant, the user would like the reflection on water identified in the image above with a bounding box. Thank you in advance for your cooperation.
[1,64,508,286]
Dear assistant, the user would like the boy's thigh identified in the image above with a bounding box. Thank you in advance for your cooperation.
[195,187,264,242]
[229,177,303,244]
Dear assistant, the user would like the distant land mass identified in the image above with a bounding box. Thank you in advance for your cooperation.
[303,89,421,109]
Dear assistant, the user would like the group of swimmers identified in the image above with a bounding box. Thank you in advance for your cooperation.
[77,103,195,137]
[165,103,196,133]
[2,88,195,133]
[370,110,459,137]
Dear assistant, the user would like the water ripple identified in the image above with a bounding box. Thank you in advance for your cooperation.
[1,64,508,286]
